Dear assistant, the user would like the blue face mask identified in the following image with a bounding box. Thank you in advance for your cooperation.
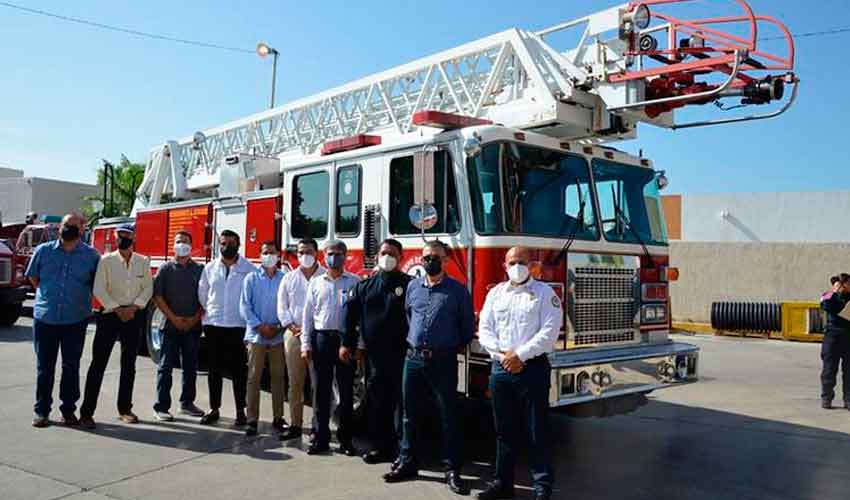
[326,253,344,269]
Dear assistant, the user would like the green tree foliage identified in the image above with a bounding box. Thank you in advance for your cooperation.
[82,156,146,225]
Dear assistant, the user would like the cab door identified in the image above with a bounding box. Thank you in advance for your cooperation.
[282,164,332,268]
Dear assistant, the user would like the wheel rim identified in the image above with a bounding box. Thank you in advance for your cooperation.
[149,308,165,354]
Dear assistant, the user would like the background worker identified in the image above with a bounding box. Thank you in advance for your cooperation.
[820,273,850,410]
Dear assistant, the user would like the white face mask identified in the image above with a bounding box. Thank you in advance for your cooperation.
[507,263,530,284]
[261,254,279,269]
[298,253,316,269]
[174,242,192,257]
[378,254,398,272]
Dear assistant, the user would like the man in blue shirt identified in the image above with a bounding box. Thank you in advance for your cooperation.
[384,240,474,495]
[240,241,287,437]
[25,213,100,428]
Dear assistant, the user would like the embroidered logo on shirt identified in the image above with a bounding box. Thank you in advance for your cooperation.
[552,295,561,308]
[395,286,404,297]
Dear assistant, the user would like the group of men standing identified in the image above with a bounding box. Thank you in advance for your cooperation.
[26,212,562,500]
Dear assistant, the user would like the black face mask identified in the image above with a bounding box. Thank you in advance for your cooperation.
[117,236,134,250]
[423,257,443,277]
[220,245,238,259]
[60,225,80,242]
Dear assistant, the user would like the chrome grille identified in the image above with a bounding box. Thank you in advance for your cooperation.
[0,258,11,285]
[571,266,638,346]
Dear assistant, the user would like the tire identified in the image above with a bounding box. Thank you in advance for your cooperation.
[0,303,23,327]
[144,304,166,366]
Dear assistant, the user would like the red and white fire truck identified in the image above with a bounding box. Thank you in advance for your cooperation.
[93,0,798,415]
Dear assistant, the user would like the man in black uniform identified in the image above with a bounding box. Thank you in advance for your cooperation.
[343,239,412,464]
[820,273,850,410]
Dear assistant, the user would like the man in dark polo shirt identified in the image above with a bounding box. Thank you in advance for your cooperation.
[152,231,205,421]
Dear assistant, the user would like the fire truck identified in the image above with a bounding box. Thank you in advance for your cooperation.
[93,0,798,415]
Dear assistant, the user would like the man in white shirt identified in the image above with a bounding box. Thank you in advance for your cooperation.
[197,229,256,426]
[476,246,562,500]
[80,224,153,428]
[301,240,359,456]
[277,238,325,441]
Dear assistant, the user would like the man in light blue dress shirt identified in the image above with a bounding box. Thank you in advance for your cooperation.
[240,241,287,437]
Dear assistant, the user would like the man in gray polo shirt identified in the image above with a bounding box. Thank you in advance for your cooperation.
[152,231,205,421]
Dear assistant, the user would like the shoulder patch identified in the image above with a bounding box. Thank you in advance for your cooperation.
[551,295,561,308]
[822,291,835,301]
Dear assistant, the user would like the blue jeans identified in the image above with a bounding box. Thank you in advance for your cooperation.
[490,358,553,495]
[33,319,88,417]
[399,352,462,470]
[154,329,200,413]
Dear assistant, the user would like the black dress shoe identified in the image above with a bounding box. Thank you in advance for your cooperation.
[362,449,394,464]
[822,400,833,409]
[307,443,330,455]
[61,413,80,427]
[279,426,302,441]
[476,480,514,500]
[272,417,288,432]
[234,410,248,427]
[338,441,358,456]
[200,410,220,425]
[446,470,467,495]
[245,422,258,437]
[383,462,418,483]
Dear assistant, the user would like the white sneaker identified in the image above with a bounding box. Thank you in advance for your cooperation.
[179,404,205,417]
[154,411,174,422]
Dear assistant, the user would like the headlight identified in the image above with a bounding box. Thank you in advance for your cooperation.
[642,304,668,324]
[633,4,651,30]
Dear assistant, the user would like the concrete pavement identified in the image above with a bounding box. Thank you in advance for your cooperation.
[1,319,849,500]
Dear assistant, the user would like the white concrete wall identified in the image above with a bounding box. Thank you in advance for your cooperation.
[0,167,23,178]
[0,178,33,224]
[682,192,850,243]
[0,177,98,224]
[670,242,850,323]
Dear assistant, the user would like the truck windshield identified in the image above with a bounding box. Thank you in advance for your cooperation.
[466,142,598,239]
[592,159,667,246]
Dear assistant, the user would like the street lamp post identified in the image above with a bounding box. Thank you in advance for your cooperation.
[256,42,280,109]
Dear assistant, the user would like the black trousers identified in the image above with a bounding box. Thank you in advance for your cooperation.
[204,326,247,412]
[365,347,405,453]
[821,331,850,402]
[81,311,142,417]
[490,357,553,496]
[312,330,354,447]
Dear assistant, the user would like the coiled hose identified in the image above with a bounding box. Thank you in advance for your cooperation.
[710,302,782,333]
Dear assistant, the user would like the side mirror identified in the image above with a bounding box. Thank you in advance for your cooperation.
[413,150,436,205]
[655,170,669,191]
[411,150,438,231]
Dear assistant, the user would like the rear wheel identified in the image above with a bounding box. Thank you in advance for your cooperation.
[0,303,22,327]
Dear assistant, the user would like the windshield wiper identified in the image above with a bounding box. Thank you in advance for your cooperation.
[612,199,656,270]
[551,179,586,265]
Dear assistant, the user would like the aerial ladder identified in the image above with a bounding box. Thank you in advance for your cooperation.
[134,0,798,211]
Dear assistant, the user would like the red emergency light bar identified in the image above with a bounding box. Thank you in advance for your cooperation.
[321,134,382,156]
[412,110,492,130]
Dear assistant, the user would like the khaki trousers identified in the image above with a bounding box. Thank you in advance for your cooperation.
[246,342,285,423]
[284,329,308,428]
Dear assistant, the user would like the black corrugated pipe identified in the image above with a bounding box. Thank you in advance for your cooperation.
[711,302,782,333]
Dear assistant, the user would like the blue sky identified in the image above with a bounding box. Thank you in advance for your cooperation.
[1,0,848,194]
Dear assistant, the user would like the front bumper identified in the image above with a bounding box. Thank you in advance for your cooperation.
[547,341,699,407]
[0,286,27,305]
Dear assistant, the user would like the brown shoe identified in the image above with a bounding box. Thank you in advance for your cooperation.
[79,415,96,430]
[32,415,49,428]
[119,412,139,424]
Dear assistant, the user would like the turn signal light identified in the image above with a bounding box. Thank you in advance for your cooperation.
[664,267,680,281]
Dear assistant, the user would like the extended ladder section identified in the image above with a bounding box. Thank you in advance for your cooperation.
[135,0,797,209]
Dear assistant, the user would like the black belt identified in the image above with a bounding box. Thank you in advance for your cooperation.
[407,346,456,360]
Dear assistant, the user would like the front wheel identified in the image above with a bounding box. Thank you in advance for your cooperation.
[0,303,23,327]
[144,305,165,365]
